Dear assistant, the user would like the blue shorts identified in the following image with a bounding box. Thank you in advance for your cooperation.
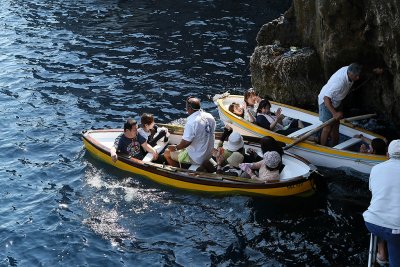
[318,103,332,122]
[365,221,400,267]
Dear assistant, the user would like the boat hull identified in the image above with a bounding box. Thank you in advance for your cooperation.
[82,128,316,197]
[216,95,386,174]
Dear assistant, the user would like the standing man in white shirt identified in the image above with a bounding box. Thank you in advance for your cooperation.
[317,63,362,146]
[164,96,216,168]
[363,139,400,267]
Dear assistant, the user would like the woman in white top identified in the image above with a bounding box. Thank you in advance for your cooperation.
[138,113,169,146]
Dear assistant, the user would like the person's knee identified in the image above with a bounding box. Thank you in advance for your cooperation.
[322,126,331,132]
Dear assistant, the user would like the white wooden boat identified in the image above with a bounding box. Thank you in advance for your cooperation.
[214,94,387,174]
[82,124,317,197]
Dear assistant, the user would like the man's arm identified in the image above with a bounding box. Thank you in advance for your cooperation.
[323,96,343,120]
[110,147,118,162]
[168,139,191,152]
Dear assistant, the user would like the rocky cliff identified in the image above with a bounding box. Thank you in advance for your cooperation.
[250,0,400,128]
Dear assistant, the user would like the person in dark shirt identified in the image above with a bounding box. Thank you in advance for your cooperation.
[110,118,158,162]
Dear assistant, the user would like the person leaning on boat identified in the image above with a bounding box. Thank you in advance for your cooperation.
[110,118,158,162]
[318,63,362,146]
[318,63,383,146]
[363,139,400,267]
[164,97,216,168]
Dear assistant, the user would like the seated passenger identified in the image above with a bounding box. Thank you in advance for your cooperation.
[255,99,303,135]
[353,134,387,155]
[164,97,216,169]
[217,125,233,148]
[228,102,244,118]
[216,152,245,177]
[138,113,169,147]
[243,88,262,123]
[239,151,281,182]
[110,118,158,162]
[247,136,284,162]
[213,131,245,167]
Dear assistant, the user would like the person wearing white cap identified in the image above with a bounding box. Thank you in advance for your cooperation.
[214,131,245,170]
[363,139,400,267]
[239,151,281,182]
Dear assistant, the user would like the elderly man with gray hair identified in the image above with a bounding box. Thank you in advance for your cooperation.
[317,63,363,146]
[363,139,400,267]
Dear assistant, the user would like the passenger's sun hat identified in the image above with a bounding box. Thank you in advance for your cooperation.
[225,132,244,152]
[226,152,244,168]
[388,139,400,159]
[263,151,281,169]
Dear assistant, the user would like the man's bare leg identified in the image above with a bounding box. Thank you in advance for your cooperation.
[163,150,179,167]
[320,125,332,146]
[330,121,340,146]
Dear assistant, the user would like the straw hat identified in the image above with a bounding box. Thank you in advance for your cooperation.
[388,139,400,159]
[263,151,281,168]
[225,132,244,152]
[226,152,244,168]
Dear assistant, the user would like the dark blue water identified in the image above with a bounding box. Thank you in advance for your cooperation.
[0,1,372,266]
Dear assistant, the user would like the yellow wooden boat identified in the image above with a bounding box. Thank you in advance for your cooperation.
[81,125,317,197]
[215,94,387,174]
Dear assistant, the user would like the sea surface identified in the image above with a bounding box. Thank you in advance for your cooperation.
[0,1,374,266]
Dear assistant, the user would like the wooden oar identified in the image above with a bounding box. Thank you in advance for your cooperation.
[342,113,376,123]
[284,118,336,150]
[283,113,376,150]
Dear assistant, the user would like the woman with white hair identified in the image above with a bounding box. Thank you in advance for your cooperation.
[363,139,400,267]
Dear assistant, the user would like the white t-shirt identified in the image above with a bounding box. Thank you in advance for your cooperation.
[182,110,216,164]
[317,66,353,108]
[363,158,400,229]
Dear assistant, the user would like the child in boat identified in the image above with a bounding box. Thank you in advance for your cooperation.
[216,152,245,177]
[239,151,281,182]
[353,134,387,155]
[255,99,304,135]
[243,88,262,123]
[228,102,244,118]
[138,113,169,147]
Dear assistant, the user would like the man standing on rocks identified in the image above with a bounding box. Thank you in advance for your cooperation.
[317,63,362,146]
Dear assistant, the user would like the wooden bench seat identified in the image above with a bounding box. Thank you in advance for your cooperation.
[333,138,361,150]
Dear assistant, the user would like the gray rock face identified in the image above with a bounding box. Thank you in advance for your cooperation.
[251,0,400,127]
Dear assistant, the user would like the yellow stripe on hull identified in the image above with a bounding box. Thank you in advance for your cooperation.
[83,139,314,197]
